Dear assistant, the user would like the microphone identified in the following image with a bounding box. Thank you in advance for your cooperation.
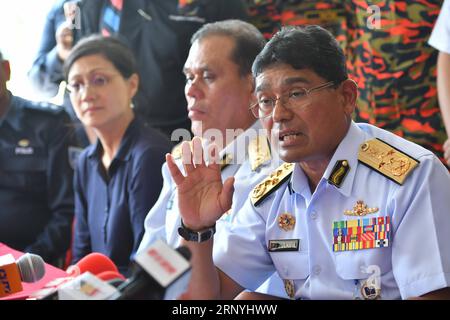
[32,252,122,300]
[109,240,192,300]
[0,253,46,297]
[96,271,126,288]
[57,272,119,300]
[54,270,126,300]
[66,252,121,277]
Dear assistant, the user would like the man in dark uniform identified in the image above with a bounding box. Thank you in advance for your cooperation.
[0,50,75,267]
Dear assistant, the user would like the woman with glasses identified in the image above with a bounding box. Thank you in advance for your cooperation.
[64,35,171,275]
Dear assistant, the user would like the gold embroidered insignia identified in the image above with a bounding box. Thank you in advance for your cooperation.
[358,138,419,185]
[344,200,378,217]
[251,163,294,207]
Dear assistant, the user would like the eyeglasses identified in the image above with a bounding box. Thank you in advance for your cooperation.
[250,81,336,119]
[66,73,119,95]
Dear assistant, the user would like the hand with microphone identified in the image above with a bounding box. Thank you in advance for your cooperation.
[0,253,46,297]
[109,239,192,300]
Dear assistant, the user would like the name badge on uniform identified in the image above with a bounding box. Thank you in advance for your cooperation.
[268,239,300,252]
[15,139,33,155]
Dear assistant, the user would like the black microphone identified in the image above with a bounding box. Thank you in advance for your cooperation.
[109,240,192,300]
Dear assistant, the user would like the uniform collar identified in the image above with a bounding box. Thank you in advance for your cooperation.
[1,93,24,131]
[88,117,140,162]
[291,121,366,198]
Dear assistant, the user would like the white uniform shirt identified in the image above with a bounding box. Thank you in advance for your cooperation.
[214,121,450,299]
[138,121,280,251]
[429,0,450,54]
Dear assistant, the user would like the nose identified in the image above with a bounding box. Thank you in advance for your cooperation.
[79,83,96,101]
[272,98,292,123]
[185,79,204,102]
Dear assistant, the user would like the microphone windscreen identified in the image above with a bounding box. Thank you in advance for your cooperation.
[17,253,46,283]
[66,252,119,277]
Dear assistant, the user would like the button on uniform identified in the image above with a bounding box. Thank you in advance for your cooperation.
[312,265,321,275]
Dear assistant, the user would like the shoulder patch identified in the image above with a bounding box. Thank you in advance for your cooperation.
[358,138,419,185]
[248,135,272,171]
[328,160,351,188]
[251,163,294,207]
[24,101,64,115]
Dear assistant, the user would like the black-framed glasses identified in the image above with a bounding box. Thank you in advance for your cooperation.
[250,81,336,119]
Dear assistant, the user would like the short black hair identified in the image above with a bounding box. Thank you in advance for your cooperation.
[191,19,266,77]
[252,25,348,84]
[64,34,137,79]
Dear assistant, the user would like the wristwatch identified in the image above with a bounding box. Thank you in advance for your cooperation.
[178,219,216,242]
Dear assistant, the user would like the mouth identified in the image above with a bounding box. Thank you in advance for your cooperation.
[188,107,206,120]
[278,130,302,143]
[83,106,102,115]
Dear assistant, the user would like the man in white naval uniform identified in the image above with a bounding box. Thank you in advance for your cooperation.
[166,25,450,300]
[138,20,279,253]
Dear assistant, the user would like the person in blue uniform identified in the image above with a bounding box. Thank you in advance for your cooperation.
[0,50,75,267]
[64,35,171,275]
[165,26,450,299]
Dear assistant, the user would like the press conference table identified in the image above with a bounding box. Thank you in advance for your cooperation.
[0,242,67,300]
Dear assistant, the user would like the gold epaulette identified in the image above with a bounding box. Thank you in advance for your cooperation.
[248,135,272,171]
[358,138,419,185]
[251,163,295,207]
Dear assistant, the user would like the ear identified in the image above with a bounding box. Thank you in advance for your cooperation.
[340,79,357,115]
[128,73,139,98]
[2,61,11,82]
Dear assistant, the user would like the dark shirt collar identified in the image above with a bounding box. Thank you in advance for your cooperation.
[1,92,23,131]
[88,116,141,163]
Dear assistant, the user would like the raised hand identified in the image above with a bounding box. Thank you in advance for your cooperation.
[166,137,234,230]
[55,20,74,61]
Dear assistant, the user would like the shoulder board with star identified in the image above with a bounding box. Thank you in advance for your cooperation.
[358,138,419,185]
[251,163,295,207]
[248,135,272,171]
